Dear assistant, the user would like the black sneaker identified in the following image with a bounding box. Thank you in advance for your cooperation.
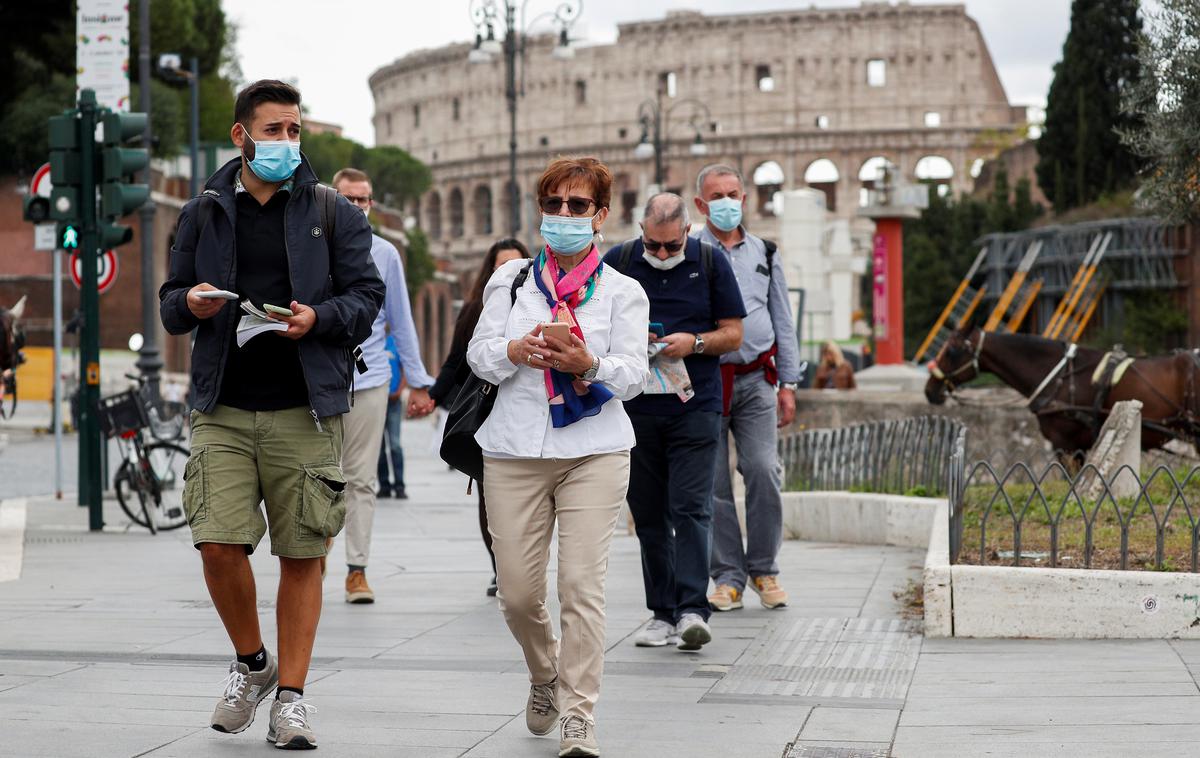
[395,487,408,500]
[376,486,392,499]
[486,575,498,597]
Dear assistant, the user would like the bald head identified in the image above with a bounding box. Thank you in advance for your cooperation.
[643,193,689,230]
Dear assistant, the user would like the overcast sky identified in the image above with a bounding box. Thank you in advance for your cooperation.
[223,0,1071,145]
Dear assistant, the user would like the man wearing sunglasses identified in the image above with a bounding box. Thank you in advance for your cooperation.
[602,193,746,651]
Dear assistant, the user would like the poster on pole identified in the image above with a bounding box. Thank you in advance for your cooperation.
[872,233,888,341]
[77,0,131,112]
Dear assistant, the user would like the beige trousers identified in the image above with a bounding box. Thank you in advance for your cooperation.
[341,384,390,568]
[483,451,630,721]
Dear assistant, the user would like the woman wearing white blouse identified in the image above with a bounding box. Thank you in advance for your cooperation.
[467,157,649,758]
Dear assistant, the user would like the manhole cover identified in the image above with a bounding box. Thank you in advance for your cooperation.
[787,746,889,758]
[703,618,920,706]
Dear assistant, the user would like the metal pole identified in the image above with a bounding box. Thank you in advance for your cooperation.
[653,87,664,188]
[135,0,161,397]
[78,89,104,531]
[189,57,200,198]
[53,249,63,500]
[505,2,520,236]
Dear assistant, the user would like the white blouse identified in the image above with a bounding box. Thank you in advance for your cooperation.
[467,257,650,459]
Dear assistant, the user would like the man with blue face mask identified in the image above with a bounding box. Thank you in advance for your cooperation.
[692,163,801,616]
[159,80,383,750]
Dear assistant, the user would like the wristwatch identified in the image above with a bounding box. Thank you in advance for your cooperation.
[780,382,799,391]
[580,354,601,381]
[692,334,706,354]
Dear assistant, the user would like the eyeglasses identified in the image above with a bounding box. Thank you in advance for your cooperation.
[643,238,684,253]
[342,194,372,206]
[539,196,595,215]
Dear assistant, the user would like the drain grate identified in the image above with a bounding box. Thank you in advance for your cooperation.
[703,618,920,706]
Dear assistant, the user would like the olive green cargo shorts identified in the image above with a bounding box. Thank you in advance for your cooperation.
[183,405,346,559]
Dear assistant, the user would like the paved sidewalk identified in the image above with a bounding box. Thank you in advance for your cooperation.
[3,417,1200,757]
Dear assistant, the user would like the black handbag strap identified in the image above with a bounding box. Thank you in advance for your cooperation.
[511,260,532,304]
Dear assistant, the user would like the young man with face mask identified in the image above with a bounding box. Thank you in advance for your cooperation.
[159,80,383,750]
[692,164,801,615]
[602,193,745,651]
[330,167,434,605]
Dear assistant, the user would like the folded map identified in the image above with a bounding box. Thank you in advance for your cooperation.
[236,300,288,347]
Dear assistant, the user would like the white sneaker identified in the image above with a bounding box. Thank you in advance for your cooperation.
[634,619,676,647]
[675,613,712,652]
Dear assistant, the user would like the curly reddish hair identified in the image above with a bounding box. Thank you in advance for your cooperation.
[536,156,612,210]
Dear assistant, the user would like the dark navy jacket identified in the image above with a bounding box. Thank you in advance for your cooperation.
[159,156,384,418]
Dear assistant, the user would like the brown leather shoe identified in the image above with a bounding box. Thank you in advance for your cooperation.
[345,570,375,604]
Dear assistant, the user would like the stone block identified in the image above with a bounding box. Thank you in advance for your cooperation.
[1080,399,1143,503]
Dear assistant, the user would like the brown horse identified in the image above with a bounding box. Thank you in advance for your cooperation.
[925,325,1200,456]
[0,296,27,417]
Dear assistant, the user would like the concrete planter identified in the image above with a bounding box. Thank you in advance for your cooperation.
[783,491,1200,639]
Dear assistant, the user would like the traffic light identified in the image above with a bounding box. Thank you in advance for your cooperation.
[98,110,150,248]
[47,112,82,228]
[22,195,49,223]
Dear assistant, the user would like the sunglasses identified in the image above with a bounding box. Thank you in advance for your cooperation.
[643,238,684,253]
[539,196,595,215]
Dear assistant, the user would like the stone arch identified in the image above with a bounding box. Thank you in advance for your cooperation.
[498,183,519,234]
[473,184,493,236]
[916,155,955,197]
[425,191,443,240]
[752,160,785,216]
[858,155,892,206]
[448,187,465,239]
[803,158,840,212]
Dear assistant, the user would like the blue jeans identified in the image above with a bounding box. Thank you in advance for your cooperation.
[710,371,784,590]
[627,411,721,623]
[376,397,404,491]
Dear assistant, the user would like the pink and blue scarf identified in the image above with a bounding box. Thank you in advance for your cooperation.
[534,246,613,428]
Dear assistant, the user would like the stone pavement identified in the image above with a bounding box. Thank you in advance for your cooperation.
[4,412,1200,757]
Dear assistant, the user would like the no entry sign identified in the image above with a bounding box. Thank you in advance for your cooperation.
[70,250,119,295]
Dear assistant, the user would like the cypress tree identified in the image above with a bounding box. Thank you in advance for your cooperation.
[1035,0,1142,212]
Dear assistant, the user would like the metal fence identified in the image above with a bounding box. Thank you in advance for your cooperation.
[949,461,1200,571]
[779,416,966,496]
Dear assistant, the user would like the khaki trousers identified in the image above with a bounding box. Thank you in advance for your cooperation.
[341,384,390,568]
[483,451,630,721]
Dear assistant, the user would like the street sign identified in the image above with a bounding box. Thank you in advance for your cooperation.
[31,163,52,198]
[34,224,57,251]
[76,0,131,112]
[70,249,119,295]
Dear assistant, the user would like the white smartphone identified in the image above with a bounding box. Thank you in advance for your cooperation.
[195,289,239,300]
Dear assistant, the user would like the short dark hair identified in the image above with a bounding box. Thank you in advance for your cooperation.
[234,80,302,126]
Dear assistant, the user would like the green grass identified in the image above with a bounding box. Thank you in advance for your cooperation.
[957,468,1200,571]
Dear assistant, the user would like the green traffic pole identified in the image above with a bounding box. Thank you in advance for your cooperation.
[77,89,104,531]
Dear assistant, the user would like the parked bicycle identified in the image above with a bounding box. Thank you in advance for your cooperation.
[97,374,190,533]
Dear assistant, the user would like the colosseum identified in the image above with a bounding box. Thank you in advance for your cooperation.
[369,1,1024,364]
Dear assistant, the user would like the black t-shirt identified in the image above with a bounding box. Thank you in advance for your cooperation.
[217,189,309,411]
[602,238,747,415]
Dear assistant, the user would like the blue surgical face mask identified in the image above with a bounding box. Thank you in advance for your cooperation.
[540,214,596,255]
[241,129,301,183]
[706,197,743,232]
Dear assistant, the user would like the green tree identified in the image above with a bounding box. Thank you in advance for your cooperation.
[361,146,433,208]
[1035,0,1143,212]
[1119,0,1200,222]
[986,164,1014,232]
[403,228,436,299]
[301,133,364,184]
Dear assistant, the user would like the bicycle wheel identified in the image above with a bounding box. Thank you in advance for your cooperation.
[114,460,156,533]
[115,442,191,532]
[144,441,191,531]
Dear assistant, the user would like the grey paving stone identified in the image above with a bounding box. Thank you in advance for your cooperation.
[800,706,900,742]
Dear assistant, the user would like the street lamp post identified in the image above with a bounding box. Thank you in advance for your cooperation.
[157,54,201,198]
[469,0,583,236]
[634,93,716,190]
[135,0,162,397]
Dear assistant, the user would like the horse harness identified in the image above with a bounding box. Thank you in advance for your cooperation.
[928,330,987,392]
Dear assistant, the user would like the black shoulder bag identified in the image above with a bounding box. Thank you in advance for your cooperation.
[439,262,533,484]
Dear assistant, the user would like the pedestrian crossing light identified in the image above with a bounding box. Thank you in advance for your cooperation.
[61,224,79,249]
[98,110,150,248]
[47,112,82,226]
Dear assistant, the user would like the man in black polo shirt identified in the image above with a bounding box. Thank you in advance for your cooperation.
[602,193,745,652]
[160,80,383,749]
